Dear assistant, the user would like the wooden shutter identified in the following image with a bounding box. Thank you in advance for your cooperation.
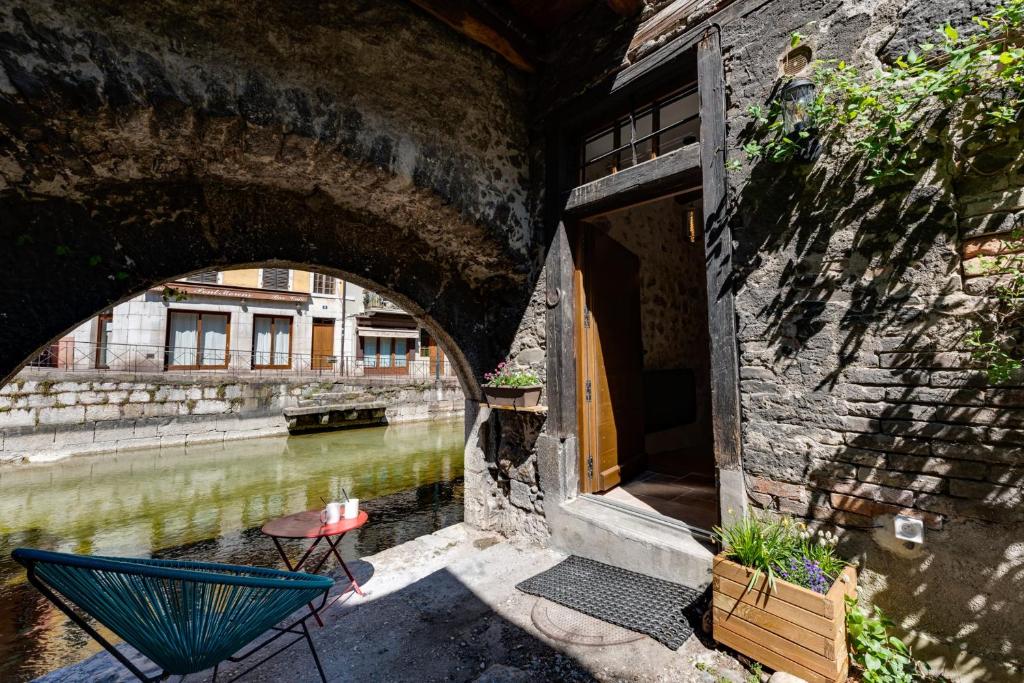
[185,271,218,284]
[261,268,290,290]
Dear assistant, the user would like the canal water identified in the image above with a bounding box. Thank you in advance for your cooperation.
[0,418,465,682]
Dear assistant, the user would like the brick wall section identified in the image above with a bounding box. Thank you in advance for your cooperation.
[742,356,1024,529]
[738,160,1024,533]
[716,0,1024,670]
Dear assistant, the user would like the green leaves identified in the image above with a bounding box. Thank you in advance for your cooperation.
[752,2,1024,182]
[845,597,917,683]
[713,513,845,596]
[790,31,804,47]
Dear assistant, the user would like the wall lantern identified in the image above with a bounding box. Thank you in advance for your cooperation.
[780,77,820,161]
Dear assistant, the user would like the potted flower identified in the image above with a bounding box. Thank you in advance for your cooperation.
[711,513,857,683]
[482,359,542,408]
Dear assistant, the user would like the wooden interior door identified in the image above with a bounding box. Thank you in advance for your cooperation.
[575,226,646,493]
[311,319,335,369]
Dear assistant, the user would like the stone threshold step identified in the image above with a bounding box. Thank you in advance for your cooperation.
[549,494,716,590]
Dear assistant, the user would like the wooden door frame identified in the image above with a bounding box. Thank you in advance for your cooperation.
[543,26,745,522]
[571,223,596,493]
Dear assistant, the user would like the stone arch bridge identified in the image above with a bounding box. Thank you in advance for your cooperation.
[0,0,541,392]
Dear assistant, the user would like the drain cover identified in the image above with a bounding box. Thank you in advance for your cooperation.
[530,597,646,646]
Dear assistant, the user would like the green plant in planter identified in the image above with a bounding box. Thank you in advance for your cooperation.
[713,512,845,594]
[483,359,540,387]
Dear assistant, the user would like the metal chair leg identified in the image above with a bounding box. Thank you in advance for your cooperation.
[301,621,327,683]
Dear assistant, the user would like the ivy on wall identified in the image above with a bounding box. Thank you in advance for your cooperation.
[739,0,1024,382]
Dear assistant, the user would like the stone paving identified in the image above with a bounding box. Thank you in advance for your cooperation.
[39,524,752,683]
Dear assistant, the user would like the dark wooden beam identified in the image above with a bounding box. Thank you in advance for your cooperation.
[612,0,773,94]
[406,0,536,72]
[544,220,578,439]
[563,144,701,218]
[697,28,742,472]
[606,0,644,16]
[629,0,729,53]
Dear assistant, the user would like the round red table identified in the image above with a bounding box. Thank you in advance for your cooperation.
[262,509,368,625]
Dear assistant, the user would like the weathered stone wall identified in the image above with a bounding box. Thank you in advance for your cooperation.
[537,0,1024,674]
[464,408,550,543]
[464,272,551,543]
[719,0,1023,674]
[0,0,540,388]
[597,197,707,372]
[0,372,464,463]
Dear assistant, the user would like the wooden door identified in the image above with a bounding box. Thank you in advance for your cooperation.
[311,319,335,369]
[575,226,646,493]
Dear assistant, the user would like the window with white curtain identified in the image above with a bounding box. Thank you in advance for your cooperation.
[166,311,229,368]
[201,313,227,366]
[252,315,292,368]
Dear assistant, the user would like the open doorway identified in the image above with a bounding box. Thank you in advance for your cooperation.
[573,193,717,531]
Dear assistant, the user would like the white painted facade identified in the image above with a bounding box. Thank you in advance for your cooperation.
[57,270,366,372]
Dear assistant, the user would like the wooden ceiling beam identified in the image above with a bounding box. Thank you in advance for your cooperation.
[606,0,644,17]
[407,0,537,72]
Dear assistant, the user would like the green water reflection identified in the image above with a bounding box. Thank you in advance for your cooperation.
[0,419,465,681]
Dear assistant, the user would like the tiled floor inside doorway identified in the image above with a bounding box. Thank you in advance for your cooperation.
[601,470,718,531]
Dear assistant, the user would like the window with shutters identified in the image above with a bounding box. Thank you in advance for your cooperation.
[313,273,336,295]
[580,84,700,183]
[261,268,290,290]
[183,271,219,284]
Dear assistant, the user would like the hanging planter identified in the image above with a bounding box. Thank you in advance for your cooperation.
[482,359,542,409]
[482,384,543,408]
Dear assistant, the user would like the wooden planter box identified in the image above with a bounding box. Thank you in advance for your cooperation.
[712,554,857,683]
[482,385,542,408]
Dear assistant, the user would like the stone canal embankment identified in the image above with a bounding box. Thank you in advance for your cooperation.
[0,372,463,463]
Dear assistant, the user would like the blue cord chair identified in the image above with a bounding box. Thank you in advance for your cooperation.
[13,548,334,682]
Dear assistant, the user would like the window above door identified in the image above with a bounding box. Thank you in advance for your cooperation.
[580,84,700,184]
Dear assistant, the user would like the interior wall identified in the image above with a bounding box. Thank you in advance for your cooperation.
[593,196,714,476]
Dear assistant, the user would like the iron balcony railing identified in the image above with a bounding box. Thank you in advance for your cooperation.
[23,340,455,382]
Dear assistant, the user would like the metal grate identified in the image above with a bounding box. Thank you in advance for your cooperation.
[516,555,705,650]
[782,45,813,77]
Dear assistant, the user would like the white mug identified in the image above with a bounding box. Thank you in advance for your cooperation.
[343,498,360,519]
[321,502,342,524]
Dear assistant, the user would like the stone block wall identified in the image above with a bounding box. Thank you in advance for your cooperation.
[464,407,550,543]
[722,0,1024,673]
[464,273,551,544]
[0,372,465,464]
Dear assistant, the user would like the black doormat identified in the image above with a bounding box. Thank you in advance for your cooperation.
[516,555,704,650]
